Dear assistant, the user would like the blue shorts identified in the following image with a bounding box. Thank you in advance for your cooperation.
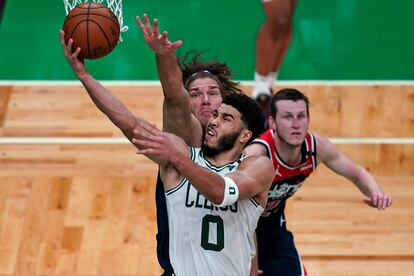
[256,207,307,276]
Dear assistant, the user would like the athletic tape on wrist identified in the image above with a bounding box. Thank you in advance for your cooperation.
[217,176,239,207]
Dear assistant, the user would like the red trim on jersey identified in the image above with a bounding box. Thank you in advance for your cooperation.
[253,129,317,183]
[251,129,317,215]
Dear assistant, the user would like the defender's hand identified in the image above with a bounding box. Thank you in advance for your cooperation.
[136,14,182,55]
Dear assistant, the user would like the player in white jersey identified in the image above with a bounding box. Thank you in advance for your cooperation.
[133,93,274,276]
[61,32,273,272]
[61,18,272,275]
[165,148,263,275]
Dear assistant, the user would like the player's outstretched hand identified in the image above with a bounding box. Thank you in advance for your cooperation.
[132,120,179,162]
[59,30,87,78]
[363,191,392,210]
[136,14,182,55]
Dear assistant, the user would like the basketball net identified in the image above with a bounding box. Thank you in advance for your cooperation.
[63,0,128,40]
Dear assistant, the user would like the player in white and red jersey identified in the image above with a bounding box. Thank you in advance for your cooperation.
[244,88,393,276]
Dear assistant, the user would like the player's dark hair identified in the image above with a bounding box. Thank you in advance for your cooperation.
[222,93,265,144]
[270,88,310,118]
[179,51,242,96]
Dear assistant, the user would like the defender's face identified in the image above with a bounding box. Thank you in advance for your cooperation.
[188,78,223,128]
[271,100,309,147]
[203,104,244,154]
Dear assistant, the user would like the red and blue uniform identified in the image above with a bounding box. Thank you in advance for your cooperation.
[252,129,316,276]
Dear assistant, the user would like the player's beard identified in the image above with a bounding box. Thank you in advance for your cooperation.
[202,131,240,158]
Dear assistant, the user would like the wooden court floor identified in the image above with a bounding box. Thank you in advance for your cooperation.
[0,83,413,275]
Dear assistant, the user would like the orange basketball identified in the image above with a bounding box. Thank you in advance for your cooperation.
[63,2,120,59]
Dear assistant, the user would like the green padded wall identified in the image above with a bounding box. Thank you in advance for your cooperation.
[0,0,412,80]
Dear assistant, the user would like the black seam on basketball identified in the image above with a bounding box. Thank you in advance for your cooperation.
[87,2,91,59]
[64,13,119,27]
[89,20,112,51]
[90,13,119,27]
[68,19,88,43]
[63,3,120,58]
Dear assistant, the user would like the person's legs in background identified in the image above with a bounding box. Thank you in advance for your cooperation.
[252,0,297,120]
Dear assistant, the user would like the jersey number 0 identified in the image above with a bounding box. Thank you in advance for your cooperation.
[201,214,224,251]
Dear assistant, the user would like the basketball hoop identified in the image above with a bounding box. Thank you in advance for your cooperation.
[63,0,128,40]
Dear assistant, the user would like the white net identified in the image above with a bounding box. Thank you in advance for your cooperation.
[63,0,128,40]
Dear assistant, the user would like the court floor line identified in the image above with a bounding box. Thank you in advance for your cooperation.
[0,137,413,144]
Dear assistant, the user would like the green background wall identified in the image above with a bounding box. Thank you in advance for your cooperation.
[0,0,413,80]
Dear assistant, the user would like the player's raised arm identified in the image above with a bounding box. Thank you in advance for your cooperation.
[60,29,138,140]
[136,14,202,144]
[134,122,273,206]
[132,121,193,190]
[316,135,392,210]
[225,156,274,208]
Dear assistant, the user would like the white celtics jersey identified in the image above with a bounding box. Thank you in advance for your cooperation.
[165,147,264,276]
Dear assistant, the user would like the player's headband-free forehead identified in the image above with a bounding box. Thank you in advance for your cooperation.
[184,70,223,91]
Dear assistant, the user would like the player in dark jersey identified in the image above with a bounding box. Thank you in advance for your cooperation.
[244,88,393,276]
[135,14,242,275]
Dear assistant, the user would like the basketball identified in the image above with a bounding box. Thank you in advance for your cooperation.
[63,2,120,59]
